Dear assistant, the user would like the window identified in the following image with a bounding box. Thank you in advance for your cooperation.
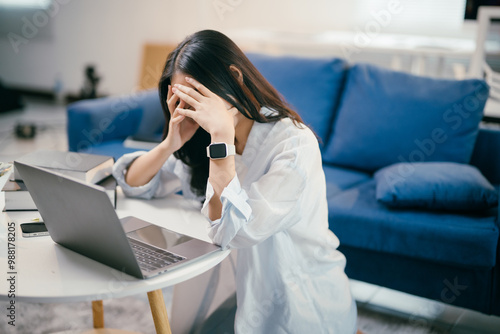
[354,0,467,35]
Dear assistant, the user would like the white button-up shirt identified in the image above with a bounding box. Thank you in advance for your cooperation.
[113,110,357,333]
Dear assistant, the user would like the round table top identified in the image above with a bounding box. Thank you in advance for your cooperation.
[0,191,229,303]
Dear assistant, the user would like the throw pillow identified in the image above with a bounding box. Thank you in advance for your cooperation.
[322,63,489,172]
[374,162,498,211]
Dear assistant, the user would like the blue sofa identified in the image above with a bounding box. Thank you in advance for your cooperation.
[67,54,500,316]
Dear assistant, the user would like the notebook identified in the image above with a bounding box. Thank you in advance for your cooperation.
[15,161,221,279]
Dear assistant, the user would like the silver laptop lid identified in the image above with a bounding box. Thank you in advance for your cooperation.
[15,161,143,278]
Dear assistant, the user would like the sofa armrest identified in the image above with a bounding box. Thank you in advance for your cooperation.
[470,126,500,184]
[469,126,500,229]
[67,89,163,152]
[497,188,500,229]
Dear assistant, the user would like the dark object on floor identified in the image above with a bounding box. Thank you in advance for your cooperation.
[15,123,36,139]
[0,80,24,113]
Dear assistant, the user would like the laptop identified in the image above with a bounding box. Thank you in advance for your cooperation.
[15,161,221,279]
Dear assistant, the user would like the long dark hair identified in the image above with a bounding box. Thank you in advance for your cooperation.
[158,29,303,197]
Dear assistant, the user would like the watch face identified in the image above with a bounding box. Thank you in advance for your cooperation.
[209,143,227,159]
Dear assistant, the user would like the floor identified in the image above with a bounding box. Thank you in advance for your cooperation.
[1,98,500,333]
[0,98,68,162]
[352,280,500,334]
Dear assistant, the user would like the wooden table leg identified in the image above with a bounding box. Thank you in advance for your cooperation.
[92,300,105,328]
[147,289,172,334]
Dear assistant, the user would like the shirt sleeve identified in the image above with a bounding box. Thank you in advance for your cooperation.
[112,151,182,199]
[202,152,307,249]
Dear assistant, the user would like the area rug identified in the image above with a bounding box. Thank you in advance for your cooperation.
[0,292,451,334]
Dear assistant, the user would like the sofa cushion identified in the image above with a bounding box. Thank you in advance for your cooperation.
[323,164,371,199]
[247,53,348,147]
[328,180,499,268]
[322,63,489,172]
[374,162,498,211]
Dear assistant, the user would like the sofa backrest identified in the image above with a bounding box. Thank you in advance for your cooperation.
[247,53,348,148]
[247,54,491,175]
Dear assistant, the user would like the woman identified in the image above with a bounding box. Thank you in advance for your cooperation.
[113,30,358,333]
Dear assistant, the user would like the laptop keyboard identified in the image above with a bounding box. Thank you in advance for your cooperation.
[128,238,186,273]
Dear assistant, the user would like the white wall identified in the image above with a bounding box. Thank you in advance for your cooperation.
[0,0,185,96]
[0,0,476,96]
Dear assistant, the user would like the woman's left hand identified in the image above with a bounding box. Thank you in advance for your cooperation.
[173,77,235,142]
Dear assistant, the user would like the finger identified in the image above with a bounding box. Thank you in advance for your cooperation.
[185,77,214,97]
[227,106,239,115]
[171,114,185,124]
[172,101,184,117]
[168,86,179,105]
[167,84,172,101]
[176,107,197,121]
[167,89,180,115]
[173,85,202,108]
[177,81,206,100]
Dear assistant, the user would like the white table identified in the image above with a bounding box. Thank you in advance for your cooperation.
[0,190,230,333]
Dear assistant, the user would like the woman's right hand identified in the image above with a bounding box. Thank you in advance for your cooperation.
[162,84,200,152]
[124,85,199,187]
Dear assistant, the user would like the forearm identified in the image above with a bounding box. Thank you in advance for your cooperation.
[208,132,236,221]
[171,76,239,220]
[208,157,236,220]
[125,142,176,187]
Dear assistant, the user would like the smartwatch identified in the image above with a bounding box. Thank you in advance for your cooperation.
[206,142,236,160]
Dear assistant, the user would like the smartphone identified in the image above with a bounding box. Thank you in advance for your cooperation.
[20,222,49,237]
